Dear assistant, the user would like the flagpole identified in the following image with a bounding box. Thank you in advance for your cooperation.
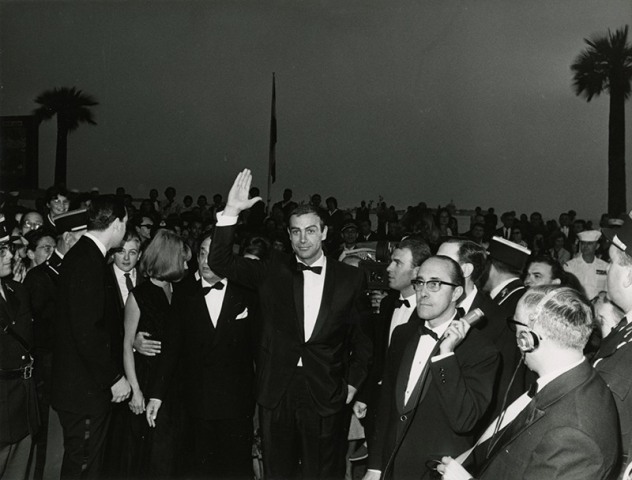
[267,72,277,215]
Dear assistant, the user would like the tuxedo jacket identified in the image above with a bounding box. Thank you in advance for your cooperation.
[52,236,123,415]
[357,292,415,405]
[208,223,372,417]
[368,317,499,479]
[0,278,38,444]
[152,272,257,420]
[24,260,59,354]
[469,291,529,423]
[472,361,620,480]
[593,320,632,469]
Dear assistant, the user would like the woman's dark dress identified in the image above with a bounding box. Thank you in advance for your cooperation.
[124,280,183,479]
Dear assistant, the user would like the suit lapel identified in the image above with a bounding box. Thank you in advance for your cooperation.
[292,259,305,343]
[212,283,242,349]
[594,320,632,361]
[478,361,593,473]
[309,260,334,341]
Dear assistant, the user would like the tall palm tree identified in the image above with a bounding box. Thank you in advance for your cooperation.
[571,26,632,217]
[33,87,98,187]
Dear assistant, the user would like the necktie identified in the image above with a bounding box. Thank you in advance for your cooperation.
[394,298,410,309]
[124,273,134,293]
[201,282,225,295]
[418,321,439,341]
[297,263,323,274]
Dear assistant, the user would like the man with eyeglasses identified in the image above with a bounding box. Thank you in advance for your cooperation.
[135,215,154,247]
[25,229,57,270]
[18,211,44,236]
[0,215,39,479]
[365,255,499,480]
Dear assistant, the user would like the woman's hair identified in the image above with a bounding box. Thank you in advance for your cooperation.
[140,228,190,282]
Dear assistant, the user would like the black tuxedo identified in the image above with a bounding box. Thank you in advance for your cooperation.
[467,290,529,424]
[209,222,371,478]
[51,236,124,478]
[152,272,257,478]
[471,361,619,480]
[368,316,499,479]
[358,292,416,446]
[593,319,632,472]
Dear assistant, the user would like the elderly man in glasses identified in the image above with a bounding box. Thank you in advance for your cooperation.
[364,255,499,480]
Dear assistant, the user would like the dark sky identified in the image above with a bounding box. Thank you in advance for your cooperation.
[1,0,631,221]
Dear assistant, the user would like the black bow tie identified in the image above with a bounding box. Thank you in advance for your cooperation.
[297,263,323,274]
[394,298,410,309]
[418,321,439,341]
[527,382,538,398]
[201,282,224,295]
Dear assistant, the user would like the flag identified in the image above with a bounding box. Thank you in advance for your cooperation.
[268,73,277,184]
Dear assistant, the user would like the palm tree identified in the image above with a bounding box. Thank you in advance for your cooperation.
[33,87,98,187]
[571,26,632,217]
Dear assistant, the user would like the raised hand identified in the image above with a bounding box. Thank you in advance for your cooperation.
[224,169,263,217]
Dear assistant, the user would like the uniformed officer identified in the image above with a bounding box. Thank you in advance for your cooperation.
[563,230,608,300]
[0,214,39,479]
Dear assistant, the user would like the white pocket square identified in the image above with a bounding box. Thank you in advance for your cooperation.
[235,308,248,320]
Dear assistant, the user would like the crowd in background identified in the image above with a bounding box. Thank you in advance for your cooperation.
[0,178,629,480]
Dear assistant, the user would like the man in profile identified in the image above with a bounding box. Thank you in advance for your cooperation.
[438,286,619,480]
[52,195,131,479]
[208,169,371,479]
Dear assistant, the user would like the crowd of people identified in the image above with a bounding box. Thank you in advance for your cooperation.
[0,168,631,480]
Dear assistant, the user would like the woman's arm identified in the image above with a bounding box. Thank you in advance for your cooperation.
[123,292,145,415]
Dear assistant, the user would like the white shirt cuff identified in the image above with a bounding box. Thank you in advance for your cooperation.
[216,210,238,226]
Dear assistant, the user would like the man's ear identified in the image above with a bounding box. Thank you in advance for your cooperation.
[461,262,474,280]
[452,286,464,303]
[26,250,35,261]
[623,268,632,289]
[321,225,328,241]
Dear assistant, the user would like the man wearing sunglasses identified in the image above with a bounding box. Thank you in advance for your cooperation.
[365,255,499,480]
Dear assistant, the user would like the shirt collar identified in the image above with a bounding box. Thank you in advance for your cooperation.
[195,270,226,287]
[296,252,326,268]
[54,248,64,259]
[458,285,478,312]
[490,277,519,300]
[536,357,585,392]
[113,263,135,279]
[83,232,107,257]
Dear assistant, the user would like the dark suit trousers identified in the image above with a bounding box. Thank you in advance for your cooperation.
[57,409,110,480]
[260,369,348,480]
[187,416,253,479]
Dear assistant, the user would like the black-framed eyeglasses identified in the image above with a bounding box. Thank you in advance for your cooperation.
[139,224,153,229]
[411,278,461,293]
[507,317,529,332]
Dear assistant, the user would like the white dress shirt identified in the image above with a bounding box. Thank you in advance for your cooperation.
[458,286,478,313]
[112,264,136,305]
[195,271,228,327]
[388,293,416,346]
[404,319,453,404]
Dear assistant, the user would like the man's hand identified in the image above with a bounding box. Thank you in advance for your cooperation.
[146,399,162,428]
[362,470,381,480]
[438,319,471,355]
[436,456,474,480]
[346,384,358,404]
[224,169,263,217]
[134,332,162,356]
[111,376,131,403]
[370,290,388,313]
[353,400,367,419]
